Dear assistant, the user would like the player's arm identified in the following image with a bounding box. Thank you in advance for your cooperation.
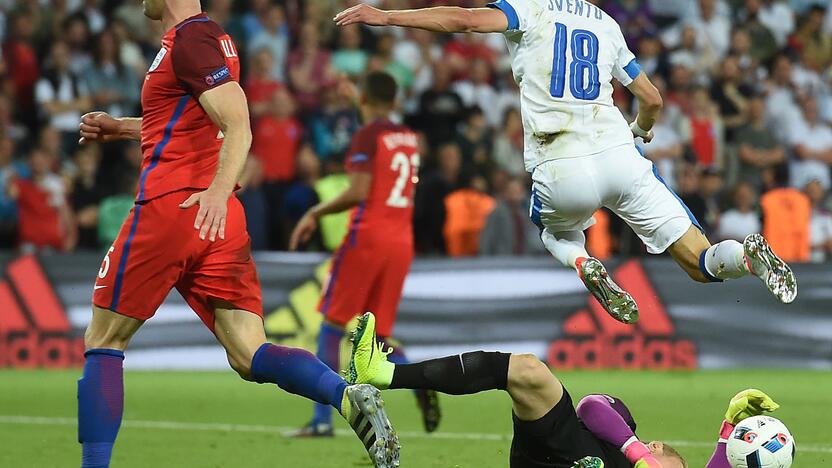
[575,396,662,467]
[79,113,142,144]
[626,73,663,144]
[289,172,371,250]
[705,389,780,468]
[334,3,508,33]
[179,81,251,242]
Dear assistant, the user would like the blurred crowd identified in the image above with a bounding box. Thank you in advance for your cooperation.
[1,0,831,263]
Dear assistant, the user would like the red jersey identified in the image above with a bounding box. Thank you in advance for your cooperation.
[137,13,240,202]
[344,119,419,246]
[252,116,302,182]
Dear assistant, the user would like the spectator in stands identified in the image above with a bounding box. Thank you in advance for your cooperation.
[332,25,368,78]
[245,48,282,121]
[792,5,832,71]
[757,0,796,47]
[371,32,413,90]
[604,0,656,50]
[8,148,74,253]
[738,0,779,64]
[691,0,732,59]
[765,54,803,143]
[718,182,761,242]
[637,34,670,79]
[393,29,441,100]
[491,108,525,178]
[479,177,543,256]
[789,97,832,190]
[3,13,40,128]
[444,174,495,257]
[69,145,104,250]
[687,87,722,167]
[415,142,462,254]
[760,166,811,262]
[83,28,140,118]
[35,40,90,157]
[453,58,499,127]
[248,3,289,83]
[710,56,752,141]
[455,106,491,175]
[287,21,334,114]
[251,86,303,250]
[805,179,832,262]
[63,13,93,75]
[414,63,465,146]
[641,108,684,189]
[308,86,359,162]
[0,94,28,144]
[284,145,321,244]
[735,96,786,190]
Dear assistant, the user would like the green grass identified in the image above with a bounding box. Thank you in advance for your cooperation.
[0,370,829,467]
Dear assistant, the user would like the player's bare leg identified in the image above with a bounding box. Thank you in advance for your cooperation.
[541,229,639,324]
[668,226,797,303]
[78,306,144,468]
[505,354,564,422]
[213,305,400,468]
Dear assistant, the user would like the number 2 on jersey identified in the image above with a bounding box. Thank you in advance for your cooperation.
[550,23,600,101]
[386,152,420,208]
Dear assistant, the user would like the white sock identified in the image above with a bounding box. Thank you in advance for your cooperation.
[702,240,749,281]
[541,229,589,270]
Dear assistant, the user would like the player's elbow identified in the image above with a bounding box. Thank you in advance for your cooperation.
[507,354,551,391]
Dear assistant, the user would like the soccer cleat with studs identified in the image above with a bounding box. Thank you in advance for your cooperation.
[572,456,604,468]
[743,234,798,304]
[346,312,394,389]
[578,257,639,325]
[345,384,401,468]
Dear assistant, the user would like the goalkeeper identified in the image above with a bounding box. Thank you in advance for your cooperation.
[347,313,779,468]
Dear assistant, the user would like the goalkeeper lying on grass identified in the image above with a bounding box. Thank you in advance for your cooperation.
[347,313,780,468]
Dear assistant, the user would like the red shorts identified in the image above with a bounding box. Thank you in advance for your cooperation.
[93,189,262,332]
[318,241,413,337]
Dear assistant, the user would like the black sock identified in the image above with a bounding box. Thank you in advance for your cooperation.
[389,351,511,395]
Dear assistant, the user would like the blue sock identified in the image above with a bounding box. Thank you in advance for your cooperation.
[312,323,344,425]
[78,349,125,468]
[251,343,347,412]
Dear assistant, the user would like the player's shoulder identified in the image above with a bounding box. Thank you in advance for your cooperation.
[173,14,227,43]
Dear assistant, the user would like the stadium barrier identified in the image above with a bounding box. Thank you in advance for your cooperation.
[1,252,830,370]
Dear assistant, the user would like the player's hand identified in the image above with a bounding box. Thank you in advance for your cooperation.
[79,112,122,145]
[724,389,779,425]
[334,4,390,27]
[289,213,318,251]
[179,188,231,242]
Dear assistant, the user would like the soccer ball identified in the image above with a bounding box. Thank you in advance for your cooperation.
[726,416,795,468]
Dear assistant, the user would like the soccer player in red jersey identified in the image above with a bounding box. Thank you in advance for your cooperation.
[75,1,399,467]
[289,71,441,437]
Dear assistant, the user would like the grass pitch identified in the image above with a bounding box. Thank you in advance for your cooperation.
[1,369,829,467]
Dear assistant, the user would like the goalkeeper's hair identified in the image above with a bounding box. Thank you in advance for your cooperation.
[363,71,398,106]
[663,444,687,468]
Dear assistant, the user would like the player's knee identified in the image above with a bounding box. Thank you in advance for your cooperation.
[508,354,551,391]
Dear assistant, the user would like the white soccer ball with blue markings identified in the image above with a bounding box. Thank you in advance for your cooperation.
[726,416,795,468]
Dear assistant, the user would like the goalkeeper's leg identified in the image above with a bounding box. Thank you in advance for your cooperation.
[348,313,563,421]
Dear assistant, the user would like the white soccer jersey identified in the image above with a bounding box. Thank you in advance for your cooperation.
[487,0,642,171]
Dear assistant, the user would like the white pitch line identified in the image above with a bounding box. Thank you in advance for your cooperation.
[1,415,831,454]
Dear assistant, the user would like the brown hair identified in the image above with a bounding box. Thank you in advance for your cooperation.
[663,444,687,468]
[363,71,398,106]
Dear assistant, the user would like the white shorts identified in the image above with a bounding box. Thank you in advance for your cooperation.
[529,144,698,254]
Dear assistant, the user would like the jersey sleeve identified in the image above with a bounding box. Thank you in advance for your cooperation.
[344,127,377,174]
[486,0,531,34]
[575,395,637,448]
[610,25,641,86]
[172,23,235,98]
